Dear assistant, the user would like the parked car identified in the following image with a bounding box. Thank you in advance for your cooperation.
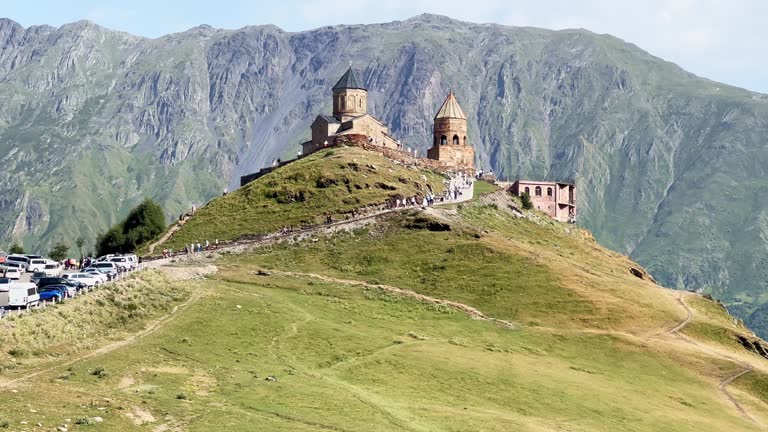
[30,272,47,284]
[28,258,47,273]
[108,256,131,272]
[6,255,30,271]
[37,277,84,294]
[0,282,39,309]
[82,268,108,283]
[1,266,22,280]
[37,285,67,302]
[62,273,100,287]
[96,254,116,263]
[90,262,118,277]
[0,277,10,287]
[43,263,62,277]
[125,254,139,270]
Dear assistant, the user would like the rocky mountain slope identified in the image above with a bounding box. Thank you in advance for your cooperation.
[1,14,767,336]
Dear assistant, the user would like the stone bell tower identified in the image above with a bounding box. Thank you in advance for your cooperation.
[332,65,368,121]
[427,91,474,171]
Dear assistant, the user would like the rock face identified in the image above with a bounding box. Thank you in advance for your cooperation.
[2,14,768,336]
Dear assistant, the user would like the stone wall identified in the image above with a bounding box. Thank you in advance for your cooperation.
[334,134,454,173]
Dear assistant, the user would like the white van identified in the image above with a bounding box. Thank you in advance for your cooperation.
[43,262,62,277]
[1,266,22,280]
[6,255,30,272]
[28,258,47,272]
[0,282,39,309]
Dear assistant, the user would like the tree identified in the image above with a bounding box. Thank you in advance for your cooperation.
[8,243,24,254]
[96,224,126,256]
[75,237,85,259]
[521,191,533,210]
[49,241,69,262]
[96,198,167,255]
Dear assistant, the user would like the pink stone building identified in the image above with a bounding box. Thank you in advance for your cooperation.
[510,180,576,223]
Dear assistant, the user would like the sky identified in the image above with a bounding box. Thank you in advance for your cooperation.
[3,0,766,93]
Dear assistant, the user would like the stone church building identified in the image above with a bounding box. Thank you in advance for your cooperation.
[301,67,400,156]
[302,67,475,172]
[427,91,475,171]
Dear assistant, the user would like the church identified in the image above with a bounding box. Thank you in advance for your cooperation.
[302,66,475,172]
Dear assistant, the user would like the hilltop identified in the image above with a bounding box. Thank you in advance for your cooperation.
[1,146,767,431]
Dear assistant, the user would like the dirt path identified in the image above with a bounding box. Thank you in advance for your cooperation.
[147,217,189,254]
[254,269,515,330]
[664,294,761,427]
[0,290,204,389]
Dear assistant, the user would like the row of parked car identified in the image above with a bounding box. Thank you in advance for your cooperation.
[0,253,140,311]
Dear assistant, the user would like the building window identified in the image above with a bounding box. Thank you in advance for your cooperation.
[453,135,459,145]
[547,187,553,197]
[535,186,542,196]
[441,135,447,145]
[340,97,346,110]
[524,187,530,195]
[463,136,467,146]
[359,98,363,109]
[349,95,355,109]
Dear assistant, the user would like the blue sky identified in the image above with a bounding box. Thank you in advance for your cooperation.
[5,0,767,93]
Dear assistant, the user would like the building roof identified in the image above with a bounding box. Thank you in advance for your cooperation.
[435,91,467,120]
[332,66,366,91]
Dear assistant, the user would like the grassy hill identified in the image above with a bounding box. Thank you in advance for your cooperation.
[157,146,447,251]
[1,148,768,431]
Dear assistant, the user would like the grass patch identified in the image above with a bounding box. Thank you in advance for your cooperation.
[473,180,499,195]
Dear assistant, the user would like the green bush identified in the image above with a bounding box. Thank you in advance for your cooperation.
[96,198,165,255]
[521,191,534,210]
[8,243,24,254]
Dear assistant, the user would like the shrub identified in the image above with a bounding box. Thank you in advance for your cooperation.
[521,191,533,210]
[92,367,108,378]
[176,392,189,400]
[48,240,69,262]
[8,243,24,254]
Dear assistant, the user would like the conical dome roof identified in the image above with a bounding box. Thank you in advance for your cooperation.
[434,92,467,120]
[332,66,366,91]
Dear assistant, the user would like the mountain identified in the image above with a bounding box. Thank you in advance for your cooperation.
[1,14,768,337]
[2,148,768,430]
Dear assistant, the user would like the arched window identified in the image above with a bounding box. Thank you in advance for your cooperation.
[453,135,460,145]
[359,98,363,109]
[340,96,346,110]
[535,186,542,196]
[463,136,467,146]
[441,135,447,145]
[547,187,553,197]
[524,187,530,195]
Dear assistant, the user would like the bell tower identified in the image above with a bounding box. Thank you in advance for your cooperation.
[332,65,367,121]
[427,92,474,171]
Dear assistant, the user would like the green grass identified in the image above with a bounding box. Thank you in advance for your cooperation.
[473,180,499,195]
[160,147,447,250]
[0,268,763,431]
[0,270,191,372]
[1,154,767,430]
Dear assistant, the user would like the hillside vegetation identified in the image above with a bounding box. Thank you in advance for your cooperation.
[159,147,446,250]
[1,150,767,431]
